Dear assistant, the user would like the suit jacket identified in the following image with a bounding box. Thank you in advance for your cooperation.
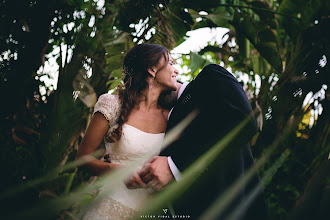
[161,64,267,219]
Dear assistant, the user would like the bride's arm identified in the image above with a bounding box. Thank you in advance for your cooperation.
[76,112,120,176]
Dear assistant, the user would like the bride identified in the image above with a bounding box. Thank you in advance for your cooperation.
[76,43,179,219]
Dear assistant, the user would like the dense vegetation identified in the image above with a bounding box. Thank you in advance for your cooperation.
[0,0,329,219]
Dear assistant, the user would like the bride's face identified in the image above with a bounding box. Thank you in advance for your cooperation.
[153,55,179,91]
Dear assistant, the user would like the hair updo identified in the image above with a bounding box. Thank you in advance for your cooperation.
[109,43,170,142]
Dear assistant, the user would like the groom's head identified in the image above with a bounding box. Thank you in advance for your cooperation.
[158,81,183,109]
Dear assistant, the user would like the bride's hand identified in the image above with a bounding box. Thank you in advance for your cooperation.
[125,172,147,189]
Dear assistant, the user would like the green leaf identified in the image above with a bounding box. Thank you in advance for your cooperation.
[251,54,260,75]
[255,42,281,71]
[107,78,122,90]
[190,52,212,75]
[236,31,250,60]
[259,56,271,77]
[249,1,275,20]
[258,29,277,42]
[105,54,125,72]
[110,69,122,79]
[205,6,233,27]
[239,16,258,44]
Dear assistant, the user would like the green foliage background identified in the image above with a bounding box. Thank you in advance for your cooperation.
[0,0,329,219]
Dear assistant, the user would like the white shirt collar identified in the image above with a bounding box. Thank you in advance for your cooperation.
[177,82,189,100]
[167,82,190,121]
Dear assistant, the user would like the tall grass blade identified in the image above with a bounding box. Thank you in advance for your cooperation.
[199,112,301,219]
[223,150,291,220]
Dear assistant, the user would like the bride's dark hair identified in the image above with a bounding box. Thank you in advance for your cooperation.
[109,43,173,142]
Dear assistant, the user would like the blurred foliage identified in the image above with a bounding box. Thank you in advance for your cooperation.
[0,0,329,219]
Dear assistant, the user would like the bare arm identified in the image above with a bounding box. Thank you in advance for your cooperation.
[76,113,120,176]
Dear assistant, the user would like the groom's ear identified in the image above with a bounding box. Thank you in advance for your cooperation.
[147,67,156,78]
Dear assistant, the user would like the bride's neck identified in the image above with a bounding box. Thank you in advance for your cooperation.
[139,87,162,110]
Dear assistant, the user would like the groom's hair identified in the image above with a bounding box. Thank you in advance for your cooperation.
[158,90,178,109]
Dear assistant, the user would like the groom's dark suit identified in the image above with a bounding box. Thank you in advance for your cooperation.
[161,64,267,219]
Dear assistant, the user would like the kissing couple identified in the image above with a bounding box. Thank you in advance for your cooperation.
[77,43,267,220]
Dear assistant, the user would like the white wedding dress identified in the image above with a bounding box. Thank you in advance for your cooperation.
[82,94,164,220]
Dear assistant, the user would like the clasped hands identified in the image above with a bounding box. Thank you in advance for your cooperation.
[124,156,174,191]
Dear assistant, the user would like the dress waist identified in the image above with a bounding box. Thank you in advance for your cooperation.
[100,181,154,211]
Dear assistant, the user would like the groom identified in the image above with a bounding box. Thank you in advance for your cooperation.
[138,64,268,219]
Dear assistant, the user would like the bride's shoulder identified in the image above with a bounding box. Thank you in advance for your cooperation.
[93,93,121,123]
[95,93,121,109]
[97,93,120,104]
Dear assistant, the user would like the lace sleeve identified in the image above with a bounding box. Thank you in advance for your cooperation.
[93,94,121,134]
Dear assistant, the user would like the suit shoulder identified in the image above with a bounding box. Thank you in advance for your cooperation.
[198,64,235,80]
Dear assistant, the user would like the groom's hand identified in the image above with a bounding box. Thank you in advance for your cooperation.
[139,156,174,191]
